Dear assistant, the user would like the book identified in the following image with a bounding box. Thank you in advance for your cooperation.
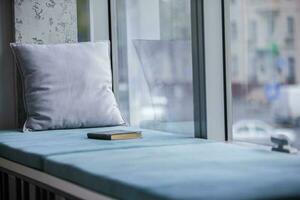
[87,130,142,140]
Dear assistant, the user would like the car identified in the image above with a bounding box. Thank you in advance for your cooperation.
[233,120,296,146]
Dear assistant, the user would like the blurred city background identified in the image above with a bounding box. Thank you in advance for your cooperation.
[230,0,300,148]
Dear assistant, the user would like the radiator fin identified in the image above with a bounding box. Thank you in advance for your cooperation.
[0,169,78,200]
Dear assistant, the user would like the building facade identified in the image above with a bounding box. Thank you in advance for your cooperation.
[230,0,300,90]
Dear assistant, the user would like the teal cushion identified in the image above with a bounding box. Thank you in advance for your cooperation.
[2,128,300,199]
[44,143,300,200]
[0,127,197,169]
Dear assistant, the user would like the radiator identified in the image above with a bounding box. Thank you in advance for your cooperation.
[0,168,80,200]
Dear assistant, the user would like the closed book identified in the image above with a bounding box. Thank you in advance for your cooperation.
[87,130,142,140]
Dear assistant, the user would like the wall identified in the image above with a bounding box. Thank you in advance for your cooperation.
[0,0,16,129]
[15,0,78,44]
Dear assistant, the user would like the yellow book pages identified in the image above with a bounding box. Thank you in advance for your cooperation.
[111,132,142,140]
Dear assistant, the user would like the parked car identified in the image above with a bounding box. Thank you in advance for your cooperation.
[233,120,296,146]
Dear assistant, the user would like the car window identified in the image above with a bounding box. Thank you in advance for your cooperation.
[255,127,267,134]
[237,126,249,133]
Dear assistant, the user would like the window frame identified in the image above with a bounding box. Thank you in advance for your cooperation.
[191,0,207,138]
[108,0,229,140]
[223,0,233,141]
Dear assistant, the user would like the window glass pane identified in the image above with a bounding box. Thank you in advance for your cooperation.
[230,0,300,148]
[115,0,194,136]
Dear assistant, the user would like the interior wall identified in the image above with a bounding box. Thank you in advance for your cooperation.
[14,0,78,44]
[0,0,16,129]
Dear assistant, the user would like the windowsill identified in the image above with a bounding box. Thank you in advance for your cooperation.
[228,140,272,151]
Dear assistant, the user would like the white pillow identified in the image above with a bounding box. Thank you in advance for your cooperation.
[11,42,125,131]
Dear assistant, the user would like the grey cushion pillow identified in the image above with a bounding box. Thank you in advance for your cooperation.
[10,42,125,131]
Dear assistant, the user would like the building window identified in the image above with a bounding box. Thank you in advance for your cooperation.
[267,15,275,36]
[231,56,239,77]
[287,57,296,84]
[249,20,257,43]
[287,16,294,36]
[231,22,238,41]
